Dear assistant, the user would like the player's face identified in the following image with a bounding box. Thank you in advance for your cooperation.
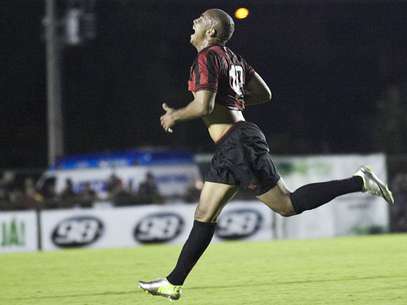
[190,13,211,47]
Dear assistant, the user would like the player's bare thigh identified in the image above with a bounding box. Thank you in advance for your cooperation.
[194,181,238,223]
[256,178,296,217]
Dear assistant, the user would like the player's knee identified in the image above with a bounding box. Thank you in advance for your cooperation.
[194,214,216,223]
[278,207,296,217]
[277,198,297,217]
[194,206,216,223]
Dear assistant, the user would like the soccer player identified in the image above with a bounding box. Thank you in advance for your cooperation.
[139,8,394,301]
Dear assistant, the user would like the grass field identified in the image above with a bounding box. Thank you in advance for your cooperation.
[1,234,407,305]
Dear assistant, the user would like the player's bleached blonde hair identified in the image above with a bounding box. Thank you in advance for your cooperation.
[205,8,235,44]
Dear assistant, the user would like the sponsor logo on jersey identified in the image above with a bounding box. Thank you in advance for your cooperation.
[51,216,104,248]
[216,209,262,240]
[134,213,184,244]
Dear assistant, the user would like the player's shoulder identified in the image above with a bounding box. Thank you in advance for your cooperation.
[216,45,246,64]
[197,44,226,60]
[207,44,225,54]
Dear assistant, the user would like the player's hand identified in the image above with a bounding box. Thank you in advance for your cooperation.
[160,103,175,133]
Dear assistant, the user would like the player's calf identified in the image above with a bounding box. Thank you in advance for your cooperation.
[289,166,393,214]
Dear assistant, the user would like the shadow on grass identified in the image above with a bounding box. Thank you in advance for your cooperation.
[4,274,405,301]
[2,290,141,301]
[189,274,407,290]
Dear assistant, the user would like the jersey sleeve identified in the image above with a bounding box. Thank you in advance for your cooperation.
[241,57,255,83]
[189,51,220,92]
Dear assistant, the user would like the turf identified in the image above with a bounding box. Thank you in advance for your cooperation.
[1,234,407,305]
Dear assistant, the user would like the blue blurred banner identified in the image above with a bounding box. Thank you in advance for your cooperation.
[52,150,195,169]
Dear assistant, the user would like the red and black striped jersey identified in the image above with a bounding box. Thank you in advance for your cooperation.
[188,44,255,111]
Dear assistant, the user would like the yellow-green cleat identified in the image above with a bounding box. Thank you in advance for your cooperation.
[138,278,182,301]
[354,165,394,205]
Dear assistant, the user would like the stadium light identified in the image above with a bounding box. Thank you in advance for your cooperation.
[234,7,249,20]
[44,0,64,166]
[64,0,97,46]
[43,0,97,165]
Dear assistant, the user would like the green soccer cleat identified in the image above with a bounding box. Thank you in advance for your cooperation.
[138,278,182,301]
[354,165,394,205]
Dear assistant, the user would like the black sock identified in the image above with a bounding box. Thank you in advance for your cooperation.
[290,176,363,214]
[167,220,216,286]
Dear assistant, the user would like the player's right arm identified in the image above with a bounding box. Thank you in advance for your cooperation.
[171,90,216,122]
[244,72,272,106]
[160,90,216,132]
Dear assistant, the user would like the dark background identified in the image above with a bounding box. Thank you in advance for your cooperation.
[1,0,407,168]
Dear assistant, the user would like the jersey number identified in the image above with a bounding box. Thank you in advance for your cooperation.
[229,65,244,96]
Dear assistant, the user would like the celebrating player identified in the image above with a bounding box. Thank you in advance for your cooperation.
[139,8,394,301]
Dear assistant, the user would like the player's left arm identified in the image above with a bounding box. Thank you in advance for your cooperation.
[160,90,216,132]
[244,72,272,106]
[239,56,272,106]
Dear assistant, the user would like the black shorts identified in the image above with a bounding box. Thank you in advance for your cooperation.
[206,121,280,195]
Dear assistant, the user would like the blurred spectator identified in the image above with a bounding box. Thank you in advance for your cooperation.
[21,178,42,209]
[137,171,163,204]
[77,182,98,208]
[111,180,135,206]
[0,172,45,210]
[61,178,76,199]
[58,178,78,208]
[106,173,122,194]
[0,168,209,209]
[0,171,16,202]
[41,177,59,209]
[8,189,24,210]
